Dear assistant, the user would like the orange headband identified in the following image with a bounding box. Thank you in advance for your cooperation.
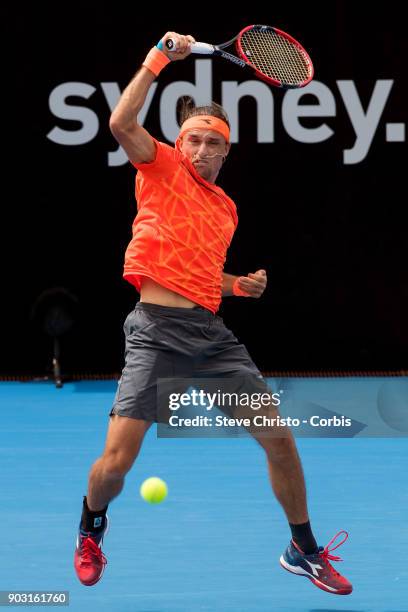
[179,115,230,143]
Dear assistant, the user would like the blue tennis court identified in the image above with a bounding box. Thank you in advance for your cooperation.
[1,379,407,611]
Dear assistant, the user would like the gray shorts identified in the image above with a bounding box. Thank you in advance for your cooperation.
[110,302,272,422]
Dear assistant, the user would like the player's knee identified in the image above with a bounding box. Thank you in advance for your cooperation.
[101,448,135,476]
[260,435,296,463]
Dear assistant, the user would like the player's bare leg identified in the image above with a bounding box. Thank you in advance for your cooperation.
[251,411,352,595]
[74,416,152,586]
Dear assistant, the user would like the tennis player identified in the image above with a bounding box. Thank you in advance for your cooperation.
[74,32,352,595]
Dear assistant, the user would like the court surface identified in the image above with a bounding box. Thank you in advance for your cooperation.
[1,379,407,611]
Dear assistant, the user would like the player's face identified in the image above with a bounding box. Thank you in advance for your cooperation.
[181,129,230,183]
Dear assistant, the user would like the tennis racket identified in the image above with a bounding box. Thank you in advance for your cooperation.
[166,24,314,89]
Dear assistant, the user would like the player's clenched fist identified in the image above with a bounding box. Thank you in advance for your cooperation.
[159,32,196,61]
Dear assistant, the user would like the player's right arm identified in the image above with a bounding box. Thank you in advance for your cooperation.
[109,32,195,165]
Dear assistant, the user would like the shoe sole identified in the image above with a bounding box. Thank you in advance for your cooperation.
[279,556,352,595]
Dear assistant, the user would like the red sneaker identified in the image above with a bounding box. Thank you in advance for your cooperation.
[74,517,108,586]
[280,530,353,595]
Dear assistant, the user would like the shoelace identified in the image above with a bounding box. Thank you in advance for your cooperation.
[319,530,349,576]
[80,536,107,566]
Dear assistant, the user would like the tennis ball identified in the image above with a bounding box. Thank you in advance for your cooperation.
[140,477,168,504]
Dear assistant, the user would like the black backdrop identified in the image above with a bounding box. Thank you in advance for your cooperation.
[3,2,407,377]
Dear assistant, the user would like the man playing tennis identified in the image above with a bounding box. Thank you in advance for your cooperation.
[74,32,352,595]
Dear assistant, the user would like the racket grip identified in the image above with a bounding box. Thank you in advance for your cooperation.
[165,39,214,55]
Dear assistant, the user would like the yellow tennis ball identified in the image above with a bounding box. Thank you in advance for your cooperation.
[140,477,168,504]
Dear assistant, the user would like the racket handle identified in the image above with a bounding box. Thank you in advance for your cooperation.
[165,39,215,55]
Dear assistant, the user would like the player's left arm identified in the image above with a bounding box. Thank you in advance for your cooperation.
[222,270,267,298]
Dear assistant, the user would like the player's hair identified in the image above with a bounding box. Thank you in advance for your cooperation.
[178,96,230,128]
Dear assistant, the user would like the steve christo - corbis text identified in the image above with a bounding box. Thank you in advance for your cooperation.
[167,414,352,428]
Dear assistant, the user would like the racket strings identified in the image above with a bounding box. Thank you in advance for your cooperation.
[240,29,311,85]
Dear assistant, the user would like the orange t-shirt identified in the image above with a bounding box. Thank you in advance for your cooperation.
[123,139,238,313]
